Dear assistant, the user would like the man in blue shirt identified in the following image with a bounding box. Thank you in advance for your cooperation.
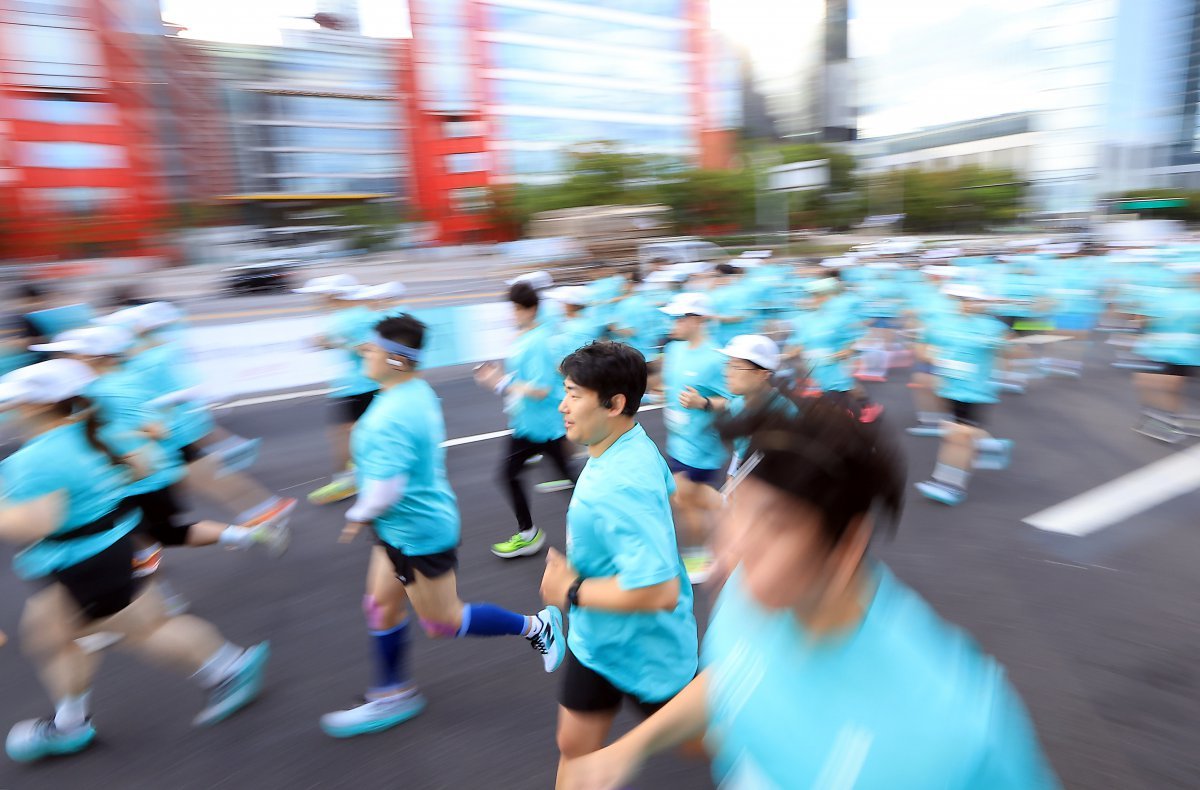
[323,314,565,739]
[540,340,697,788]
[560,396,1059,790]
[475,282,579,559]
[660,292,731,584]
[914,285,1013,506]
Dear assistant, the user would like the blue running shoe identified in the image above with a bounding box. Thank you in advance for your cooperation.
[194,642,270,727]
[6,718,96,763]
[973,439,1013,471]
[320,692,427,738]
[916,480,967,506]
[529,605,566,673]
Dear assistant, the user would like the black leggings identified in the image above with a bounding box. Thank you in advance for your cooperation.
[498,436,576,532]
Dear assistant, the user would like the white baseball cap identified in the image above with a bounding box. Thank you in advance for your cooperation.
[646,269,686,284]
[660,292,713,317]
[128,301,184,331]
[30,325,135,356]
[719,334,781,371]
[0,358,97,406]
[506,271,554,291]
[294,274,360,295]
[341,281,407,301]
[943,284,992,301]
[545,286,592,306]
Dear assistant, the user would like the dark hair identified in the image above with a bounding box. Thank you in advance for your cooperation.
[715,263,738,276]
[374,314,427,356]
[720,390,905,545]
[627,270,644,285]
[508,282,539,310]
[17,282,47,301]
[560,341,646,417]
[54,396,128,470]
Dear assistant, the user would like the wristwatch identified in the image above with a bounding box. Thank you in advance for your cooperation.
[567,576,584,608]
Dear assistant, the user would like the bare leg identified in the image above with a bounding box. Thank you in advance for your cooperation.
[555,706,619,790]
[184,455,274,517]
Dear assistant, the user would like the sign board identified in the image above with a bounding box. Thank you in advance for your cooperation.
[767,160,830,192]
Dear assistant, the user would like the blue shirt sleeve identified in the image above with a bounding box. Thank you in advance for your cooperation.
[357,416,417,482]
[966,672,1062,789]
[603,484,681,591]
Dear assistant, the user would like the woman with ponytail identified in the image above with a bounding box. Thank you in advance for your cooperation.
[0,359,271,764]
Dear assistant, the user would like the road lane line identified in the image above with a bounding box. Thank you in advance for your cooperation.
[214,388,332,409]
[1023,444,1200,536]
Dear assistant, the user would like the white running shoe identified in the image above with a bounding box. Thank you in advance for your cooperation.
[534,479,574,494]
[528,606,566,673]
[320,691,426,738]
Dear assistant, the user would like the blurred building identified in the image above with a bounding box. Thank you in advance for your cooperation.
[405,0,741,243]
[852,0,1200,216]
[0,0,172,259]
[189,22,406,229]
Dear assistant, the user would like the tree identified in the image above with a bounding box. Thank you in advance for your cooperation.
[896,166,1026,232]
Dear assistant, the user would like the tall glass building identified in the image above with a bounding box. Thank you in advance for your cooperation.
[406,0,740,242]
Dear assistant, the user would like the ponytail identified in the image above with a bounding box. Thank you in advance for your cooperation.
[58,396,129,470]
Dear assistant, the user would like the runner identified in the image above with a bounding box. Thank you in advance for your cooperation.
[544,340,697,786]
[321,314,564,738]
[559,394,1059,790]
[1128,263,1200,441]
[475,282,578,559]
[785,277,861,406]
[0,359,271,763]
[30,326,291,566]
[914,285,1013,506]
[659,292,731,584]
[306,277,380,505]
[545,286,601,362]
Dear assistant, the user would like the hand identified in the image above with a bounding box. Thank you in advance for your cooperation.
[559,742,643,790]
[474,361,504,390]
[540,547,577,607]
[832,349,853,361]
[340,521,368,544]
[0,629,6,648]
[678,386,707,410]
[123,450,151,482]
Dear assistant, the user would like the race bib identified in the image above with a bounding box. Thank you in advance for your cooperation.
[664,407,690,431]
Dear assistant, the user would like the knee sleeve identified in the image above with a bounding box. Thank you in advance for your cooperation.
[419,618,459,639]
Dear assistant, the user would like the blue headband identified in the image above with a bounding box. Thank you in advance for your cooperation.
[372,333,422,363]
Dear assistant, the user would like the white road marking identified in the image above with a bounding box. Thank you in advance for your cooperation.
[442,429,513,448]
[214,388,331,410]
[1023,444,1200,536]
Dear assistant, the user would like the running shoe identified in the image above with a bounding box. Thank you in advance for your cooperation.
[76,631,125,654]
[534,479,574,494]
[194,642,270,727]
[973,440,1014,471]
[905,425,945,437]
[491,529,545,559]
[131,546,163,579]
[6,718,96,763]
[524,454,544,466]
[214,437,262,477]
[528,605,566,673]
[307,477,357,505]
[320,691,426,738]
[249,506,293,559]
[683,551,716,585]
[243,497,297,530]
[1133,416,1184,444]
[857,403,885,424]
[915,480,967,506]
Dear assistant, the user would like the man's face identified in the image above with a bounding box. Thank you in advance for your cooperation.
[560,377,619,446]
[720,476,865,613]
[362,342,391,382]
[670,314,701,341]
[725,357,769,397]
[511,302,537,328]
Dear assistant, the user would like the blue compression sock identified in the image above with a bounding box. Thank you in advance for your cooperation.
[457,603,528,638]
[369,621,410,693]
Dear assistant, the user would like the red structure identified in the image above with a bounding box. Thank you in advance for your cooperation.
[0,0,171,261]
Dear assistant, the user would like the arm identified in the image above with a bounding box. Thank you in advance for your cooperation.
[0,491,65,544]
[341,475,407,542]
[541,548,679,612]
[560,672,711,790]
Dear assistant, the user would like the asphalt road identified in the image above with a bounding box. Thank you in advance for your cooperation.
[1,352,1199,789]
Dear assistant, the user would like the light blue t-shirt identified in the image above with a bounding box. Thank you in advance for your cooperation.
[3,422,139,580]
[704,567,1060,790]
[87,368,186,495]
[924,312,1008,404]
[351,378,460,556]
[611,293,666,362]
[566,423,698,702]
[505,323,567,443]
[1135,287,1200,366]
[662,340,731,470]
[709,282,755,346]
[126,341,214,449]
[790,306,858,393]
[326,307,380,398]
[551,314,602,363]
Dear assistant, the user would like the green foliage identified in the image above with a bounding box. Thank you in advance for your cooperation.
[892,166,1026,232]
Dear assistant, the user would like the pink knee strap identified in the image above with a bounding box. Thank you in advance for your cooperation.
[362,595,384,631]
[419,618,458,639]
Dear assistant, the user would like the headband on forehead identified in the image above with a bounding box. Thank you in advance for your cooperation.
[371,332,422,363]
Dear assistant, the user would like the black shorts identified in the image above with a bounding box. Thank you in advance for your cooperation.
[948,400,986,428]
[1157,363,1197,378]
[126,486,194,546]
[380,541,458,586]
[45,535,140,622]
[337,391,378,424]
[666,457,722,488]
[559,648,672,717]
[180,441,205,464]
